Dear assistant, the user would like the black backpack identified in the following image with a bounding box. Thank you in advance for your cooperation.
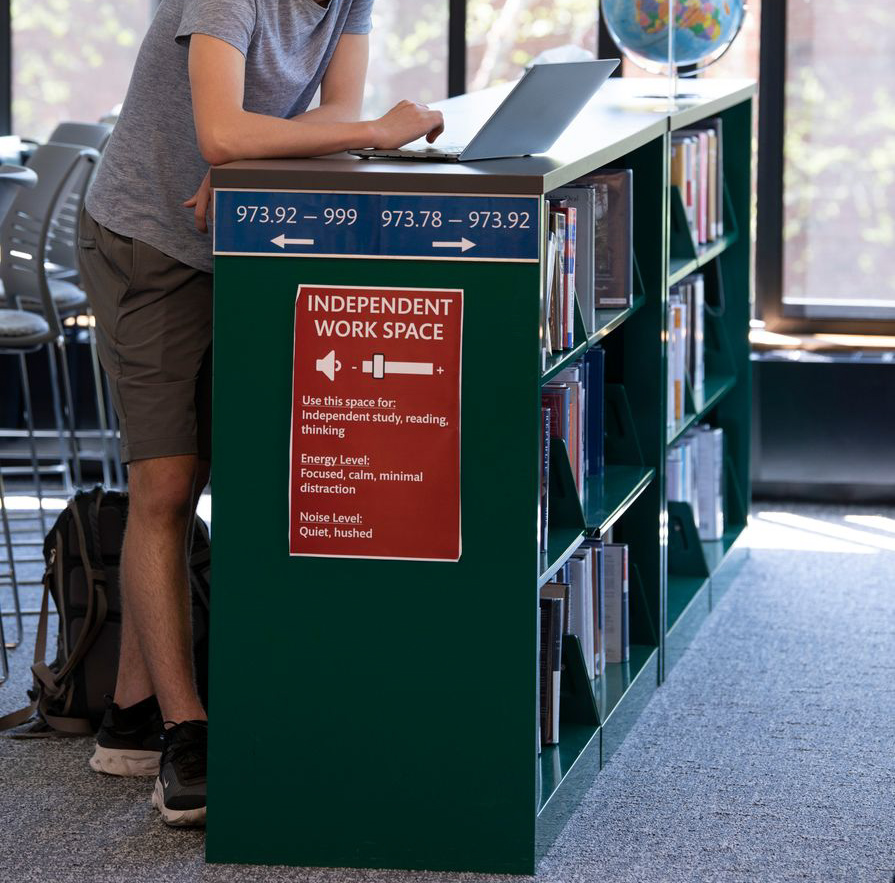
[0,486,210,735]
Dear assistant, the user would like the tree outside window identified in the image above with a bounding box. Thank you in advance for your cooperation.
[12,0,148,140]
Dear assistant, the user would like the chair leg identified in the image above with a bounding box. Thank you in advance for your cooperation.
[104,372,124,489]
[46,339,81,489]
[85,316,113,487]
[17,354,49,534]
[57,338,83,488]
[0,591,8,683]
[0,472,23,648]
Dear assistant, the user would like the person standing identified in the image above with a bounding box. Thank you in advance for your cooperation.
[78,0,443,827]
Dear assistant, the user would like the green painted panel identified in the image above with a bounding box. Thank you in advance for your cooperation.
[665,576,711,672]
[207,255,542,873]
[599,645,659,764]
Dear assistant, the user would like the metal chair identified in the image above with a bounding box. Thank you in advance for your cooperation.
[0,164,38,655]
[45,121,112,279]
[0,145,99,541]
[1,123,118,489]
[43,122,118,488]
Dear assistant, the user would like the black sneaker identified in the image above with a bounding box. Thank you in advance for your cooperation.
[90,694,164,777]
[152,720,207,827]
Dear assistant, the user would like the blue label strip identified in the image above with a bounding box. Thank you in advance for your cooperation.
[213,190,541,262]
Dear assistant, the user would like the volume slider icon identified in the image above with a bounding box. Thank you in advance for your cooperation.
[315,350,341,381]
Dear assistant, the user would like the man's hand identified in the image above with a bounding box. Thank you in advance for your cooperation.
[183,169,212,234]
[370,100,444,150]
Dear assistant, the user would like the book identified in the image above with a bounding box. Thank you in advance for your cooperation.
[696,131,708,244]
[549,200,576,349]
[694,424,724,540]
[666,443,683,502]
[551,186,597,333]
[568,552,595,680]
[667,273,705,424]
[667,294,688,428]
[675,121,725,246]
[548,207,567,350]
[538,595,564,745]
[706,129,718,241]
[693,117,724,239]
[542,231,557,368]
[540,406,550,554]
[542,384,570,444]
[667,426,725,540]
[564,206,577,349]
[585,540,605,678]
[577,169,633,309]
[554,366,585,495]
[603,543,629,664]
[584,347,605,475]
[684,274,705,411]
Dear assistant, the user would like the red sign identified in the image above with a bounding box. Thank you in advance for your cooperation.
[290,284,463,560]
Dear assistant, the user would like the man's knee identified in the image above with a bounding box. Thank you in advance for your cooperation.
[128,455,198,523]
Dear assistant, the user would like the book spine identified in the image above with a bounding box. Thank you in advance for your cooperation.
[550,598,563,743]
[587,540,605,678]
[603,544,629,664]
[565,206,577,348]
[698,132,708,244]
[620,546,629,664]
[540,407,550,553]
[585,347,605,474]
[569,555,595,681]
[538,598,553,744]
[693,274,705,409]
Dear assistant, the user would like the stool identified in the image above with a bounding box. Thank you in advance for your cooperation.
[0,146,97,570]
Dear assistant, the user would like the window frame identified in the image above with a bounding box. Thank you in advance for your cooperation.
[755,0,895,334]
[1,0,10,135]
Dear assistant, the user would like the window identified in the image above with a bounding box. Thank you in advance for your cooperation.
[364,0,599,116]
[364,0,449,116]
[781,0,895,318]
[466,0,598,91]
[11,0,148,140]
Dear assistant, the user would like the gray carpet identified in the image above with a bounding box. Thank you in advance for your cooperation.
[1,502,893,883]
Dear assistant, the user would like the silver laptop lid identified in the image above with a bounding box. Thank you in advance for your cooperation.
[459,59,619,161]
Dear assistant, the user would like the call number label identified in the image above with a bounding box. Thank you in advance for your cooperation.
[214,190,541,262]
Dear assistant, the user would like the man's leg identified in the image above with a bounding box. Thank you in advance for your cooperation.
[114,455,210,712]
[122,454,206,724]
[113,593,155,709]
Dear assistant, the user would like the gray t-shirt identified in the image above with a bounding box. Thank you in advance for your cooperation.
[86,0,373,273]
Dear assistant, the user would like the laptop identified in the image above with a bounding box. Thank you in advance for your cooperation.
[350,59,619,163]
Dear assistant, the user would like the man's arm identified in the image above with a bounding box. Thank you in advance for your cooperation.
[296,32,369,125]
[189,33,442,165]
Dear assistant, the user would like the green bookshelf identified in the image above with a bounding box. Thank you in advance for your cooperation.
[208,78,754,875]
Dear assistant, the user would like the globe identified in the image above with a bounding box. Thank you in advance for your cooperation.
[601,0,746,73]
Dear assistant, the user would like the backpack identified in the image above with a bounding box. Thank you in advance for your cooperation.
[0,486,210,735]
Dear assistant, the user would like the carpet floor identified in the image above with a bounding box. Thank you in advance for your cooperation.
[1,502,893,883]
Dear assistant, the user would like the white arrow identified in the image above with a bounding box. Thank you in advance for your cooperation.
[432,237,475,253]
[272,233,315,249]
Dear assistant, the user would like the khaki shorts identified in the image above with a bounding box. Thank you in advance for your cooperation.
[78,209,213,465]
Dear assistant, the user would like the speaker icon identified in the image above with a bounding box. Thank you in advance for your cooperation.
[315,350,342,382]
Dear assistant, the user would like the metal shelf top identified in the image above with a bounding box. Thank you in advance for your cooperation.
[211,78,755,197]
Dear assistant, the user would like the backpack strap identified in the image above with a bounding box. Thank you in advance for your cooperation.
[52,494,109,687]
[0,554,54,732]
